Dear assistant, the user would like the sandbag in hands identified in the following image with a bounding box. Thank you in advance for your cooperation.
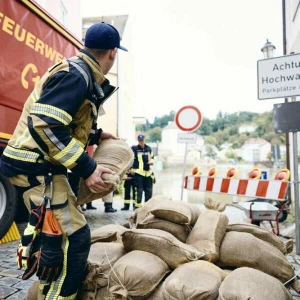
[77,139,134,205]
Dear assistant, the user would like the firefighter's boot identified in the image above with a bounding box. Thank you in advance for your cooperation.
[104,202,117,213]
[121,204,130,211]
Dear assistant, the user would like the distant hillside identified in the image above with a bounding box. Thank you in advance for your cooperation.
[137,110,285,148]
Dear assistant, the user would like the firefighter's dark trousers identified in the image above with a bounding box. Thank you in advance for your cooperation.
[123,177,135,208]
[133,173,153,208]
[10,174,90,300]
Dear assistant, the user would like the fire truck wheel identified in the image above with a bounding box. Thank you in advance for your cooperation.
[0,173,17,240]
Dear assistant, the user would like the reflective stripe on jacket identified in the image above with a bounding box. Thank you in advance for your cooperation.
[132,144,154,177]
[1,51,106,179]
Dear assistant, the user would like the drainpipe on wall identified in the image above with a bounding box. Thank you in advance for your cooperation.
[282,0,291,200]
[117,49,120,137]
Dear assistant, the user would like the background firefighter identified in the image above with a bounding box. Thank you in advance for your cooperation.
[130,135,154,209]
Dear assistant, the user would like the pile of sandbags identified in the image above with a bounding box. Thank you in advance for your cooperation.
[218,267,294,300]
[26,196,298,300]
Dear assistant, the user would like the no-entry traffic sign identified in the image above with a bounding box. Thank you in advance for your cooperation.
[174,106,202,132]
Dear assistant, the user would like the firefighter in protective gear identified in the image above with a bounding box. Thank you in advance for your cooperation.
[131,134,154,208]
[0,22,127,300]
[121,171,135,210]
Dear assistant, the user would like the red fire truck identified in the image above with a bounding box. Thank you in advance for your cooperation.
[0,0,82,238]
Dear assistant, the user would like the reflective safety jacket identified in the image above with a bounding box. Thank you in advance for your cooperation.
[132,144,154,177]
[0,50,115,180]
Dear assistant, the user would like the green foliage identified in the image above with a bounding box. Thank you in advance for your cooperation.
[146,127,162,142]
[152,111,176,129]
[197,117,212,135]
[136,119,152,132]
[204,136,218,146]
[138,109,286,148]
[204,144,217,158]
[225,149,237,159]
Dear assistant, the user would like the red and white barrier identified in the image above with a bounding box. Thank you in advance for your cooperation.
[184,176,289,201]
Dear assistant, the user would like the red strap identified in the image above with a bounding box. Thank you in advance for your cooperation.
[18,248,23,269]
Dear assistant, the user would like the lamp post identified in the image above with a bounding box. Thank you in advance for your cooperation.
[261,39,276,58]
[261,39,296,250]
[261,39,290,179]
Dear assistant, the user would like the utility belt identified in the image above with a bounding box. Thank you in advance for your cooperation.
[0,153,67,177]
[47,165,67,176]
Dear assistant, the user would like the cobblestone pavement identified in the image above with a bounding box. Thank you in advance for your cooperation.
[1,197,300,299]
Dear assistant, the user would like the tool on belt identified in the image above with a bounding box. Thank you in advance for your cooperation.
[17,173,64,282]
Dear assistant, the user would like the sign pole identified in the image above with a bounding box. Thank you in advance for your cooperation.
[180,142,188,201]
[292,131,300,254]
[174,106,202,201]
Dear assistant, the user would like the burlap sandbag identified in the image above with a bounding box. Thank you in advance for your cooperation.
[26,281,39,300]
[163,261,227,300]
[149,201,201,225]
[286,239,294,254]
[187,210,229,262]
[78,287,97,300]
[136,195,171,225]
[77,139,134,205]
[226,222,287,254]
[205,197,226,212]
[136,214,191,243]
[77,262,104,300]
[108,250,170,300]
[291,279,300,294]
[144,283,164,300]
[222,269,234,276]
[122,229,204,269]
[96,287,113,300]
[128,209,138,226]
[86,242,127,288]
[217,231,295,283]
[91,224,128,244]
[218,267,293,300]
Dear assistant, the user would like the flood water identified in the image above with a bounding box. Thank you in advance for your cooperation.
[85,162,286,230]
[152,162,285,204]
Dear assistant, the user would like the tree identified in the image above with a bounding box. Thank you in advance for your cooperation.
[197,117,212,135]
[225,149,237,160]
[153,111,176,129]
[267,152,272,161]
[147,127,162,142]
[230,133,249,149]
[204,136,218,146]
[136,119,152,132]
[204,145,217,159]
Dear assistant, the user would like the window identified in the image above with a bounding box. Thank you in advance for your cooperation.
[59,0,68,26]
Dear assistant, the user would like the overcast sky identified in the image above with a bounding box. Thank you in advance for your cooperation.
[81,0,284,122]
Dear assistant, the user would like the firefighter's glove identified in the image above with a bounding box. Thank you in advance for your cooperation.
[36,208,63,283]
[36,234,63,282]
[20,234,42,280]
[16,223,42,280]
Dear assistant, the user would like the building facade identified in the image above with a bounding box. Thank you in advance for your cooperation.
[82,15,136,144]
[285,0,300,53]
[34,0,82,38]
[34,1,136,144]
[240,138,271,162]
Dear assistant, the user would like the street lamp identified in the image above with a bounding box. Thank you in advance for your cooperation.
[261,39,276,58]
